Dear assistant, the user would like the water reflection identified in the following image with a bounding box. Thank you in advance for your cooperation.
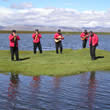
[53,77,61,90]
[8,73,19,109]
[29,76,41,109]
[52,77,61,110]
[78,72,97,110]
[0,71,110,110]
[8,73,19,97]
[88,71,96,110]
[30,76,40,89]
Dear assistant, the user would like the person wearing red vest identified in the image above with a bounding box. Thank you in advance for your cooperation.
[54,29,64,54]
[80,30,89,48]
[32,29,42,54]
[89,31,98,60]
[9,30,20,61]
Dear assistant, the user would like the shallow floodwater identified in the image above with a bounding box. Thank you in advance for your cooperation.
[0,71,110,110]
[0,33,110,51]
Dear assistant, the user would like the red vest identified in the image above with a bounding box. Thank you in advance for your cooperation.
[32,33,42,43]
[80,32,89,40]
[9,34,20,47]
[89,34,98,46]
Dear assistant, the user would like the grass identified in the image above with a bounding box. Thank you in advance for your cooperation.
[0,49,110,76]
[0,30,110,35]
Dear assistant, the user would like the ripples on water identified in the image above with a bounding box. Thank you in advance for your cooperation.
[0,33,110,51]
[0,71,110,110]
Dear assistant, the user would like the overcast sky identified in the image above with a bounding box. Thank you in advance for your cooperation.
[0,0,110,27]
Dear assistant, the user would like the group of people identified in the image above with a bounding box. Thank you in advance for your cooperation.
[80,30,99,60]
[8,29,98,61]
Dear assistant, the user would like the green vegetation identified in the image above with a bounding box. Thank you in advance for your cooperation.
[0,30,110,35]
[0,30,79,34]
[0,49,110,76]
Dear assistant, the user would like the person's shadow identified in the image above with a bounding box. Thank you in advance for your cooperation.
[95,56,104,60]
[19,57,30,61]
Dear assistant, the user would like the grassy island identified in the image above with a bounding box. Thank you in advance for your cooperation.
[0,49,110,76]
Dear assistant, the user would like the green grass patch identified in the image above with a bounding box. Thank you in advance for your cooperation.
[0,49,110,76]
[0,30,110,35]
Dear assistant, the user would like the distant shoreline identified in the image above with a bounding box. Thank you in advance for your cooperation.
[0,30,110,35]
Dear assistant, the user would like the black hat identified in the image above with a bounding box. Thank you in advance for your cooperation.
[58,29,61,33]
[84,30,87,32]
[89,31,93,33]
[35,29,39,32]
[12,30,16,33]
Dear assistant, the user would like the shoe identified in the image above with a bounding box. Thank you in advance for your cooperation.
[16,59,20,61]
[91,57,96,60]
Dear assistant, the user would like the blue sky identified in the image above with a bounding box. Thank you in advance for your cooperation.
[0,0,110,11]
[0,0,110,27]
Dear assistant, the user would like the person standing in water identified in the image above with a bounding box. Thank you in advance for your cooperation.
[9,30,20,61]
[32,29,42,54]
[80,30,89,48]
[54,29,64,54]
[89,31,98,60]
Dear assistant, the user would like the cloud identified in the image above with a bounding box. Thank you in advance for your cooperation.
[10,2,33,9]
[0,7,110,27]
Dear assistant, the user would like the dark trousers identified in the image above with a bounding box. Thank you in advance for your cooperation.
[33,42,42,54]
[10,47,19,61]
[90,45,96,60]
[82,39,87,48]
[55,41,63,54]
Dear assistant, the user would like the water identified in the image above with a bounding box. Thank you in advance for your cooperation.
[0,34,110,110]
[0,33,110,51]
[0,71,110,110]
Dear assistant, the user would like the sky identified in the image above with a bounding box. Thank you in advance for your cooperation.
[0,0,110,27]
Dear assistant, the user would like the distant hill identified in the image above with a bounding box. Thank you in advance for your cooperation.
[0,26,5,30]
[0,25,110,32]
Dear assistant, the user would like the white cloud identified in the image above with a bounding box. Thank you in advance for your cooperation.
[0,7,110,27]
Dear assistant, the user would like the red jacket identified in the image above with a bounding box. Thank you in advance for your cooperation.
[80,32,89,40]
[9,34,20,47]
[89,34,98,46]
[54,33,64,40]
[32,33,42,43]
